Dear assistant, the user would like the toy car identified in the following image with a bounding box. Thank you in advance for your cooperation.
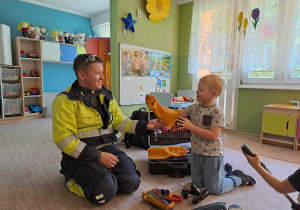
[28,103,42,113]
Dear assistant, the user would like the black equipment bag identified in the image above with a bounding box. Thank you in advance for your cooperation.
[124,107,150,150]
[192,202,227,210]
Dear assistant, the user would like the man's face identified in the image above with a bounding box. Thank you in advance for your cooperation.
[79,62,105,91]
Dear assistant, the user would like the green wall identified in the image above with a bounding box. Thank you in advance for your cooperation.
[111,0,180,116]
[236,88,300,135]
[177,2,193,90]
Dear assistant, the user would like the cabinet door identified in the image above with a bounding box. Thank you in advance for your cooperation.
[42,42,60,61]
[60,45,77,62]
[77,46,86,55]
[262,113,297,137]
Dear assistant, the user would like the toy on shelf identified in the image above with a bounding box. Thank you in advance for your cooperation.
[34,26,41,39]
[20,50,26,58]
[51,29,58,42]
[26,51,39,58]
[28,103,42,113]
[24,105,30,113]
[58,30,63,43]
[24,91,30,96]
[29,87,38,95]
[69,33,75,44]
[28,24,36,38]
[64,32,70,43]
[40,26,47,40]
[30,70,39,77]
[74,33,86,46]
[17,22,29,37]
[22,68,28,77]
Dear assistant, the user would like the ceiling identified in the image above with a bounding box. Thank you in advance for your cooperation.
[19,0,110,18]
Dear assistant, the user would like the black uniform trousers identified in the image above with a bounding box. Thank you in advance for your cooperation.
[61,144,141,204]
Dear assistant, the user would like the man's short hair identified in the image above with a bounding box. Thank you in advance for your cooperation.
[73,54,103,77]
[200,74,224,96]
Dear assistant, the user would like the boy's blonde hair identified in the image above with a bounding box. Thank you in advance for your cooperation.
[200,74,224,96]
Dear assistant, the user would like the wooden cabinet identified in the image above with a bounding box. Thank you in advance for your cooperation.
[13,37,44,119]
[0,65,23,124]
[261,104,300,150]
[42,42,60,62]
[60,44,77,63]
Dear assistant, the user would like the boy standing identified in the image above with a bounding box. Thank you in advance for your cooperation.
[177,74,255,195]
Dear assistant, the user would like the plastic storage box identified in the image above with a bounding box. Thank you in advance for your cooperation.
[4,98,22,115]
[1,68,19,80]
[2,83,21,96]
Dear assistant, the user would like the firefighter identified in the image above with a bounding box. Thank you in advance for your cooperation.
[52,54,164,204]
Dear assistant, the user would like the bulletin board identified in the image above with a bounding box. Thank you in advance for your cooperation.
[119,43,171,105]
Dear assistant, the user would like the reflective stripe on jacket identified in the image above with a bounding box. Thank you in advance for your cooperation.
[52,81,143,160]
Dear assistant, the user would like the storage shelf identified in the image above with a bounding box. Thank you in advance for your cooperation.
[24,95,42,98]
[261,133,294,144]
[43,60,73,65]
[23,77,41,79]
[21,58,41,61]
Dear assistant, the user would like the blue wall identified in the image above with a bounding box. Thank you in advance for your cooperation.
[0,0,93,92]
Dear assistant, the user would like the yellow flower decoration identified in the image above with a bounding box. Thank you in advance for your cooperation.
[243,18,248,31]
[238,12,243,24]
[146,0,171,22]
[237,12,243,32]
[243,18,248,37]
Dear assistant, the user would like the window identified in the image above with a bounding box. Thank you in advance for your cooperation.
[92,22,110,37]
[190,0,300,86]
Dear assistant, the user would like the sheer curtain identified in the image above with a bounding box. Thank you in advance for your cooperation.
[188,0,243,74]
[92,22,110,37]
[242,0,299,76]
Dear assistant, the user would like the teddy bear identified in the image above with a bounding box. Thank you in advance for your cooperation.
[74,33,86,46]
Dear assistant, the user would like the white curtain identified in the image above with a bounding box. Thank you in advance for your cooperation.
[242,0,299,73]
[188,0,243,74]
[92,22,110,37]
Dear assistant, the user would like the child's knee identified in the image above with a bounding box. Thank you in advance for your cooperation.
[206,185,222,195]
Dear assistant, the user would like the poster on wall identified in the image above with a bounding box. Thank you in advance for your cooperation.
[149,52,171,78]
[119,43,172,105]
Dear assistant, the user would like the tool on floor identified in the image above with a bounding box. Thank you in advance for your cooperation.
[241,144,300,210]
[142,188,183,210]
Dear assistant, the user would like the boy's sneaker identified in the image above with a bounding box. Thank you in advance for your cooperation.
[233,169,256,186]
[224,163,234,177]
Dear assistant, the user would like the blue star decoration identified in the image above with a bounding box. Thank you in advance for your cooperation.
[122,13,137,32]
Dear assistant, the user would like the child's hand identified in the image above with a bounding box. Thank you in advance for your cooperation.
[177,117,193,130]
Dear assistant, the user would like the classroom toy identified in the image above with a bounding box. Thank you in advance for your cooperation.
[40,26,47,40]
[17,22,29,37]
[146,94,179,128]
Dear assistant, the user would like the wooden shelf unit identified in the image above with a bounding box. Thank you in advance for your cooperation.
[261,104,300,150]
[13,37,44,119]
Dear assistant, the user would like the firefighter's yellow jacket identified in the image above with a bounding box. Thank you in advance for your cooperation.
[52,80,148,161]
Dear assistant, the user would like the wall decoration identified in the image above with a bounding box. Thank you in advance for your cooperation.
[122,13,137,32]
[251,8,260,30]
[243,18,248,37]
[237,12,243,32]
[119,43,171,105]
[149,52,171,78]
[146,0,171,22]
